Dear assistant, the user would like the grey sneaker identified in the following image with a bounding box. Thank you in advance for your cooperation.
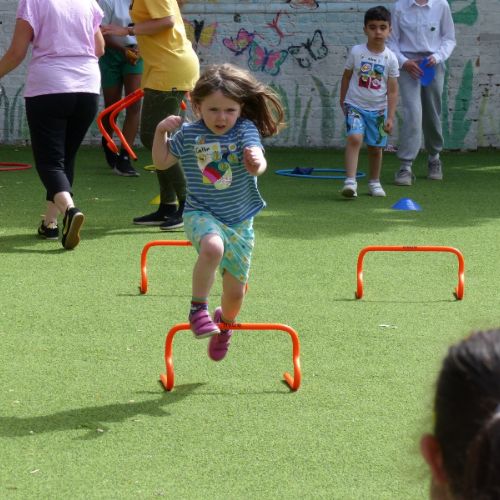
[341,180,358,198]
[394,168,415,186]
[427,158,443,180]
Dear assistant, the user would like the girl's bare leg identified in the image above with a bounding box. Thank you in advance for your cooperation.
[221,271,246,322]
[192,233,223,299]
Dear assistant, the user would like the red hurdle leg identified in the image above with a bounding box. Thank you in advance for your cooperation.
[140,240,193,294]
[159,322,301,391]
[355,245,465,300]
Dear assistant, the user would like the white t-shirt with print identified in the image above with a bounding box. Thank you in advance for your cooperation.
[344,44,399,111]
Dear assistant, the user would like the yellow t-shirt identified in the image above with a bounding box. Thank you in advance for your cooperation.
[130,0,199,91]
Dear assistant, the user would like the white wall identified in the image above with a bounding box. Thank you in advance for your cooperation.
[0,0,493,149]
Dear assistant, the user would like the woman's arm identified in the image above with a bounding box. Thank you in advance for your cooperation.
[95,29,105,58]
[101,17,174,38]
[0,19,33,78]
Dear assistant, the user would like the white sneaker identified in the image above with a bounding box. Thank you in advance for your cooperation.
[341,180,357,198]
[368,182,386,197]
[427,158,443,180]
[394,168,415,186]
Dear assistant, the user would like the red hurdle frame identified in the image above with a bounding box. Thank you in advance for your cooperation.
[0,162,32,171]
[140,240,193,294]
[97,88,144,160]
[159,322,301,391]
[97,90,187,162]
[355,245,465,300]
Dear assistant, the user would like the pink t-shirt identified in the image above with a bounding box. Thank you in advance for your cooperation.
[17,0,103,97]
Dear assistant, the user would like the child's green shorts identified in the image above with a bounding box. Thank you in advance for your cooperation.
[99,47,143,88]
[183,210,254,284]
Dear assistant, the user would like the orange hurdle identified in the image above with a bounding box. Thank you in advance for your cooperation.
[356,245,465,300]
[97,91,188,161]
[108,89,144,160]
[159,322,301,391]
[140,240,193,294]
[97,88,144,160]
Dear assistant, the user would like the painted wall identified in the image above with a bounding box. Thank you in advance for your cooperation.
[0,0,495,149]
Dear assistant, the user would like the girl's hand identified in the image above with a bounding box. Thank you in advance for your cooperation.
[383,117,393,135]
[156,115,183,135]
[243,146,266,176]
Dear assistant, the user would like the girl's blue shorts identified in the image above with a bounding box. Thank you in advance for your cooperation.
[183,210,254,284]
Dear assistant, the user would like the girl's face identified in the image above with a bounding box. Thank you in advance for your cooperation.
[196,90,242,135]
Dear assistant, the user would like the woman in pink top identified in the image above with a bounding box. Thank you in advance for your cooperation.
[0,0,105,250]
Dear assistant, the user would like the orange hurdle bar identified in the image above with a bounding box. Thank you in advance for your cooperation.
[159,322,301,391]
[97,88,144,159]
[355,245,465,300]
[140,240,193,294]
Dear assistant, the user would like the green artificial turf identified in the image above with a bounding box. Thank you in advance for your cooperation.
[1,145,500,499]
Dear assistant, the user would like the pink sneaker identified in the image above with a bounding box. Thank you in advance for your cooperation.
[208,307,233,361]
[189,308,220,338]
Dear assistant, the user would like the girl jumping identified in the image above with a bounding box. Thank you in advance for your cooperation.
[152,63,285,361]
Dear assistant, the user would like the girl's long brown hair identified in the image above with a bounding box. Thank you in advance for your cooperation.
[189,63,286,138]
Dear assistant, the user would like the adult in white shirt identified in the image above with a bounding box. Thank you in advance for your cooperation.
[388,0,456,185]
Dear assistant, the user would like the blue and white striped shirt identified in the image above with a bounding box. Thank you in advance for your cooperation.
[169,118,266,226]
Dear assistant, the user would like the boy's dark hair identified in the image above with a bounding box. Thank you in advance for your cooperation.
[364,6,391,26]
[434,329,500,498]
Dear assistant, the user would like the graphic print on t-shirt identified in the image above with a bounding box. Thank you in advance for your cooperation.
[193,136,239,190]
[358,61,384,90]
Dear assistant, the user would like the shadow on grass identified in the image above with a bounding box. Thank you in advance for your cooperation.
[0,227,186,254]
[0,383,203,440]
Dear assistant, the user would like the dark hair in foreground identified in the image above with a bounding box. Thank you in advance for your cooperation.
[364,6,391,26]
[434,329,500,499]
[189,63,286,138]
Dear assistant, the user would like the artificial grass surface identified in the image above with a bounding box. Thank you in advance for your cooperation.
[1,145,500,499]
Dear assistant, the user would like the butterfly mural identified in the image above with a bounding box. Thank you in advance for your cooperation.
[222,28,255,56]
[286,0,319,9]
[183,19,217,50]
[288,30,328,69]
[266,11,293,44]
[247,41,288,76]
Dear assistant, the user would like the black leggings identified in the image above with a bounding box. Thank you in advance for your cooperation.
[25,93,99,202]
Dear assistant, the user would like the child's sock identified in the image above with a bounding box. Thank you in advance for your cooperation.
[368,179,381,185]
[429,153,440,161]
[344,176,356,184]
[190,298,208,316]
[219,312,235,331]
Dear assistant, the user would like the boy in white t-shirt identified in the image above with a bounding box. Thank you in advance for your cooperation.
[339,6,399,198]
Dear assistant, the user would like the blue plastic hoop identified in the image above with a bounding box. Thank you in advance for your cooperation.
[275,168,366,180]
